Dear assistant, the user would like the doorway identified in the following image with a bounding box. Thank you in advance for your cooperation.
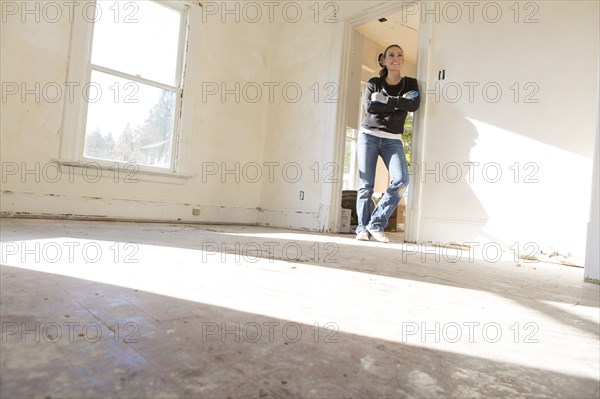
[339,3,425,238]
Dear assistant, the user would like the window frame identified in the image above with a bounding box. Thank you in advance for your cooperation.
[343,127,358,190]
[342,82,369,190]
[59,0,199,182]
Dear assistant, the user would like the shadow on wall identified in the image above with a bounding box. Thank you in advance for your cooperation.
[418,111,491,244]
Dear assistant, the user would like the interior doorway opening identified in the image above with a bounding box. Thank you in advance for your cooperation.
[341,6,421,236]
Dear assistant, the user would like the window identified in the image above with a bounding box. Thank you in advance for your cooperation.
[342,82,368,190]
[60,0,200,178]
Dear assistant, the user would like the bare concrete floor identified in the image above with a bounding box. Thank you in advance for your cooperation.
[1,218,599,398]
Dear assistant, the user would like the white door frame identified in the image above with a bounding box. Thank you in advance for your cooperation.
[326,1,433,242]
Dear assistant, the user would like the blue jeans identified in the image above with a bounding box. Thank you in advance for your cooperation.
[356,132,409,234]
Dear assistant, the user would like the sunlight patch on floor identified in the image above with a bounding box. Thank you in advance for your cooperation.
[2,236,598,381]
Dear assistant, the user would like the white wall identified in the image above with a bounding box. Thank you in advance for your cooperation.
[0,2,269,224]
[416,1,599,257]
[255,1,378,230]
[1,1,381,230]
[1,1,598,262]
[585,61,599,282]
[361,35,383,82]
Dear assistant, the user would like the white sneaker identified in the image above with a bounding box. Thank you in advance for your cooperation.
[367,227,389,243]
[356,231,369,241]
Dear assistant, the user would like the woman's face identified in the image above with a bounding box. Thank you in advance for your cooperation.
[384,47,404,71]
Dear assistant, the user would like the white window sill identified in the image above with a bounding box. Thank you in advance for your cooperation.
[56,160,192,185]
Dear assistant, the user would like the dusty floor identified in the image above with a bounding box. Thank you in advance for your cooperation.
[0,218,599,398]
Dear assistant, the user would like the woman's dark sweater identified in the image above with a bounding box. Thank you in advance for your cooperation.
[361,76,420,134]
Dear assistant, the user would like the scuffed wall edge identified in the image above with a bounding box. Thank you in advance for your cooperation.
[0,190,325,232]
[257,208,321,232]
[0,190,258,225]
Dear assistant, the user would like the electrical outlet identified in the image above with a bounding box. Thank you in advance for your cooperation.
[192,208,201,216]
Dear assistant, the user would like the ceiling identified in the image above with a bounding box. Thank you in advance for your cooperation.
[355,8,420,66]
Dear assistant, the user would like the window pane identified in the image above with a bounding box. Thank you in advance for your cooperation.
[344,140,354,175]
[91,1,182,86]
[83,70,176,168]
[343,139,356,190]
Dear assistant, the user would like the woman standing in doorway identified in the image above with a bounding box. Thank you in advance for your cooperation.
[356,44,420,242]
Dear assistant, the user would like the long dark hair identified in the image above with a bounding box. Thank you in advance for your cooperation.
[379,44,403,78]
